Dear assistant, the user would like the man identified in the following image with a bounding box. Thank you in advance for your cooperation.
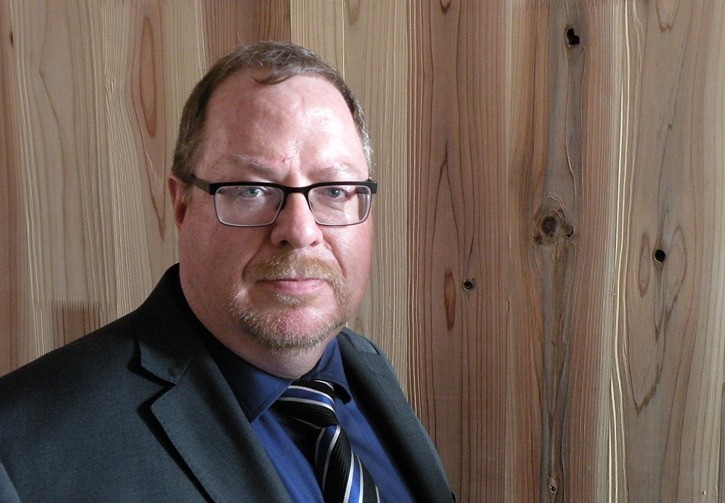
[0,41,453,502]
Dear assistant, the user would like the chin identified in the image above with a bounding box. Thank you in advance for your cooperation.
[244,324,337,352]
[234,306,347,351]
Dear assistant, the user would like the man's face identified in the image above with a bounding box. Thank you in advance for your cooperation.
[170,71,373,362]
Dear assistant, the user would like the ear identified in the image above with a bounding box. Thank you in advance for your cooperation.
[168,176,189,228]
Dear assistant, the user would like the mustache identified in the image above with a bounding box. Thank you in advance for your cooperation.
[245,253,341,282]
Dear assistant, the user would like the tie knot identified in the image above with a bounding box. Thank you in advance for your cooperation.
[276,379,339,427]
[292,379,337,401]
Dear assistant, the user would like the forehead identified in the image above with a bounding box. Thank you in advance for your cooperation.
[200,71,367,179]
[206,70,353,130]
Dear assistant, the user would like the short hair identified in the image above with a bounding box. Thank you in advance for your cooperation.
[171,40,373,186]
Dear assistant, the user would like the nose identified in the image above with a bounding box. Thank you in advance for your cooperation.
[269,193,324,248]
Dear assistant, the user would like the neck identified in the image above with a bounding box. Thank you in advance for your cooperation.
[216,332,333,379]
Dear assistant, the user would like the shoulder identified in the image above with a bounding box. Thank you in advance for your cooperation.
[0,314,154,491]
[0,264,189,400]
[0,310,152,445]
[335,327,403,386]
[0,266,187,437]
[0,313,139,396]
[336,327,384,355]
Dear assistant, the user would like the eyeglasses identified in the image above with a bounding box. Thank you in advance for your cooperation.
[189,175,378,227]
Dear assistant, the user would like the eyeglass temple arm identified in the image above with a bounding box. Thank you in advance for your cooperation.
[188,175,214,194]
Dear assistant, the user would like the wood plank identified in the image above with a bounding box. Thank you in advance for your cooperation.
[408,2,509,500]
[3,1,112,361]
[290,0,344,70]
[257,0,291,42]
[615,0,725,500]
[562,5,620,500]
[507,3,551,501]
[0,1,29,373]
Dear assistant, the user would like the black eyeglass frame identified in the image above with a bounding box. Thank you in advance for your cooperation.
[188,175,378,227]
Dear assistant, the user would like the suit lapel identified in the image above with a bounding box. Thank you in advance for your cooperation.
[147,355,292,503]
[338,330,454,502]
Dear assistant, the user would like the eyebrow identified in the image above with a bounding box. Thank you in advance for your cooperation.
[220,153,366,180]
[223,154,277,176]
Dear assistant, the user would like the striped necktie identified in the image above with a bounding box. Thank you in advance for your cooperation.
[276,379,381,503]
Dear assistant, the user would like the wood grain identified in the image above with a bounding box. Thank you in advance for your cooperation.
[507,3,552,501]
[0,1,28,373]
[4,1,113,361]
[257,0,291,42]
[408,2,510,500]
[615,1,725,501]
[290,0,345,71]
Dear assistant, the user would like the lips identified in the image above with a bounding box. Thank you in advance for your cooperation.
[261,278,329,300]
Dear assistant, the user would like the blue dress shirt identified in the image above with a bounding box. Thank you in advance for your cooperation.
[201,332,414,503]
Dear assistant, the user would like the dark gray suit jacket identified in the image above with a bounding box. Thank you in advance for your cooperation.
[0,265,453,502]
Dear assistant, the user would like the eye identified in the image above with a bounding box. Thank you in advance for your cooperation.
[320,186,351,200]
[216,185,280,207]
[237,186,264,199]
[235,186,269,198]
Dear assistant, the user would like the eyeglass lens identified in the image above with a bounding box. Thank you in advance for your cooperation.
[213,184,373,227]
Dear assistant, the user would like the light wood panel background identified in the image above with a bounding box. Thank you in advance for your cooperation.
[2,1,724,501]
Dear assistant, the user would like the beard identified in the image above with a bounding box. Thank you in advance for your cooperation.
[229,251,352,351]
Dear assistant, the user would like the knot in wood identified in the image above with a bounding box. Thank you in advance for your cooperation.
[533,209,573,246]
[542,216,557,236]
[566,27,580,47]
[548,477,558,493]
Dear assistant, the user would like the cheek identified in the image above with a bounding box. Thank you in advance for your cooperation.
[178,209,262,282]
[334,224,374,288]
[179,209,216,266]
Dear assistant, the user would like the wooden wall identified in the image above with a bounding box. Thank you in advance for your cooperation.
[2,1,725,501]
